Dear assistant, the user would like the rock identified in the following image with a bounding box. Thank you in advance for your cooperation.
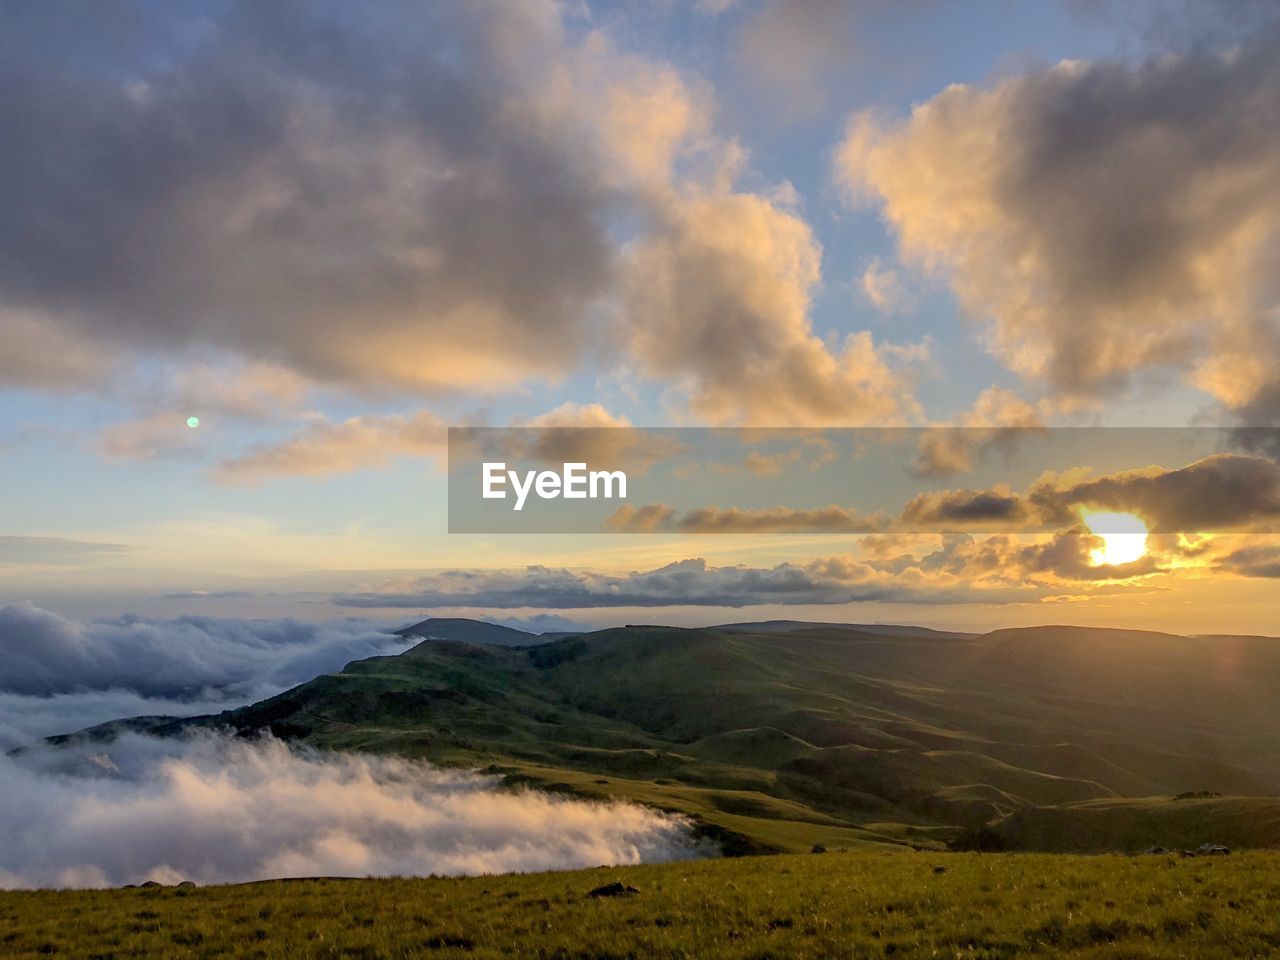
[932,865,947,874]
[589,881,639,898]
[811,843,827,854]
[1196,843,1231,856]
[176,881,197,889]
[1143,846,1168,855]
[140,880,165,888]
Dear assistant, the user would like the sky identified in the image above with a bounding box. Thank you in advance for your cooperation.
[3,0,1280,635]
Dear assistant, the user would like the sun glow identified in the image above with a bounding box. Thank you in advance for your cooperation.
[1082,511,1149,566]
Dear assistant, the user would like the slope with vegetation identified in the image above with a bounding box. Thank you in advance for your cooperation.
[107,619,1280,855]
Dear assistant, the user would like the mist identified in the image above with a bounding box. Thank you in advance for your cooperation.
[0,604,417,749]
[0,733,712,890]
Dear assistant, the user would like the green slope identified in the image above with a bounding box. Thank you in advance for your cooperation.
[144,620,1280,853]
[395,617,549,646]
[973,796,1280,853]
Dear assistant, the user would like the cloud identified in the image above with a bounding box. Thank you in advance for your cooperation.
[0,689,247,758]
[214,410,445,483]
[1217,542,1280,578]
[160,361,309,420]
[1065,0,1280,50]
[607,503,886,534]
[902,453,1280,534]
[911,387,1044,478]
[0,536,130,566]
[696,0,741,14]
[0,604,412,698]
[0,604,415,748]
[901,486,1033,528]
[2,1,928,433]
[1035,453,1280,533]
[335,556,1000,610]
[836,32,1280,422]
[515,404,687,474]
[729,0,939,114]
[0,733,708,888]
[0,1,614,395]
[98,411,204,462]
[92,361,313,462]
[0,310,115,390]
[622,190,925,425]
[859,257,912,315]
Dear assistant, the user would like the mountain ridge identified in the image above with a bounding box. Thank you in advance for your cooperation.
[100,618,1280,854]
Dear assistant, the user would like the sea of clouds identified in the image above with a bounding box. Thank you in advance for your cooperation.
[1,733,709,889]
[0,603,710,888]
[0,602,420,749]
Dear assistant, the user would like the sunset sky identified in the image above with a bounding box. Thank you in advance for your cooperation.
[3,0,1280,634]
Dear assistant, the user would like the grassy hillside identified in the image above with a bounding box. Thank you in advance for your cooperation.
[395,617,552,647]
[977,796,1280,853]
[7,850,1280,959]
[94,621,1280,853]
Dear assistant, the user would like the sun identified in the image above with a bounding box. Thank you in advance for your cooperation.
[1081,511,1149,566]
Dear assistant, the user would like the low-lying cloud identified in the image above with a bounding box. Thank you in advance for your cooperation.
[334,556,1023,610]
[0,734,709,889]
[0,605,415,748]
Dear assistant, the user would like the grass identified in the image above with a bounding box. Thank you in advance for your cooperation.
[6,850,1280,959]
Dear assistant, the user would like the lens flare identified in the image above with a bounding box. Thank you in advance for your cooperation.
[186,416,200,429]
[1082,511,1148,566]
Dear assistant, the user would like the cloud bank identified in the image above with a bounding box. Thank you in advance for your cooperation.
[0,605,415,749]
[0,734,708,889]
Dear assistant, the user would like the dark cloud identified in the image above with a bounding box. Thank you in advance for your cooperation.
[1038,454,1280,533]
[1014,528,1162,581]
[334,556,1007,610]
[1066,0,1280,50]
[0,1,612,393]
[0,604,412,698]
[0,604,415,747]
[901,488,1031,528]
[605,452,1280,537]
[454,410,688,479]
[607,503,886,534]
[1217,542,1280,579]
[902,454,1280,535]
[910,389,1045,478]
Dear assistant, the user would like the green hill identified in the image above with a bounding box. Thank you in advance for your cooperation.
[971,796,1280,853]
[8,850,1280,959]
[394,617,550,647]
[135,620,1280,854]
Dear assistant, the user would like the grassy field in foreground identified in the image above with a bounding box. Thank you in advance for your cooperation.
[6,851,1280,959]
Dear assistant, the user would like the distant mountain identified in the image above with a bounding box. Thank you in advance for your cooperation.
[394,617,549,647]
[716,620,977,639]
[165,621,1280,854]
